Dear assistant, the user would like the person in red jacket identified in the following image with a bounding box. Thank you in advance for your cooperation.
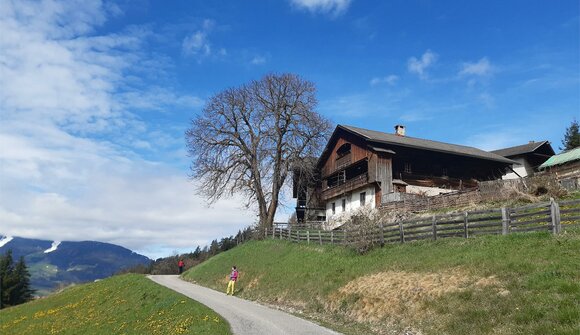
[178,259,185,274]
[226,266,238,295]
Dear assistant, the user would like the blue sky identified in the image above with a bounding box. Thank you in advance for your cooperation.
[0,0,578,258]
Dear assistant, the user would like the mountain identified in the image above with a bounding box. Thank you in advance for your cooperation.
[0,235,151,295]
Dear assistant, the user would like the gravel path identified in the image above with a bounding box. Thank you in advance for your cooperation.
[148,275,341,335]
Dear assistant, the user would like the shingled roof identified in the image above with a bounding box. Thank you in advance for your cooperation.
[333,125,514,164]
[491,141,553,157]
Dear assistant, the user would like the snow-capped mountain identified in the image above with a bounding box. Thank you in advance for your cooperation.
[0,235,151,295]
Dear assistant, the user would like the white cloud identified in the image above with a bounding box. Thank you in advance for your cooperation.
[459,57,493,76]
[319,89,410,119]
[370,74,398,86]
[251,55,267,65]
[464,129,521,151]
[182,31,210,56]
[0,0,253,259]
[290,0,352,16]
[407,50,437,79]
[478,92,495,108]
[119,87,204,112]
[182,19,222,58]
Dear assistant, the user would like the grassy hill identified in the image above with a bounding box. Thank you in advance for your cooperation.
[0,274,230,335]
[182,229,580,335]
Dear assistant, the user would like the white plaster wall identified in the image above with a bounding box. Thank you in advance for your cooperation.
[406,185,457,196]
[502,157,533,180]
[325,186,375,221]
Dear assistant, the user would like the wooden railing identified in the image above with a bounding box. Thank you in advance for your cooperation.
[265,228,348,245]
[265,198,580,246]
[321,173,368,201]
[335,154,352,170]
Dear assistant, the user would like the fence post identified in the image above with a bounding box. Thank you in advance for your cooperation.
[379,222,385,246]
[399,221,405,243]
[331,231,334,244]
[463,212,469,238]
[288,227,292,242]
[318,230,322,245]
[307,230,310,244]
[501,207,510,235]
[297,230,301,242]
[272,227,275,238]
[279,228,282,239]
[265,227,268,239]
[343,229,348,245]
[432,216,437,241]
[556,201,562,234]
[550,198,561,234]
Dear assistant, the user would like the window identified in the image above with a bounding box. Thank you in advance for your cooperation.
[332,202,335,215]
[360,192,366,206]
[341,199,346,212]
[336,143,351,158]
[404,162,412,173]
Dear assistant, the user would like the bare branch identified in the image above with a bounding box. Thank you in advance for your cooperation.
[186,73,333,229]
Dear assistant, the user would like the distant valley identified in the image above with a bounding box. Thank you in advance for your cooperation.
[0,235,151,295]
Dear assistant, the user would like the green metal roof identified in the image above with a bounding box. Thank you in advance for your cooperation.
[539,147,580,169]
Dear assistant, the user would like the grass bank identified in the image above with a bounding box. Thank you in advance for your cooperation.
[183,229,580,335]
[0,274,230,335]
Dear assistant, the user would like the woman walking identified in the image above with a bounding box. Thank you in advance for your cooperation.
[226,266,238,295]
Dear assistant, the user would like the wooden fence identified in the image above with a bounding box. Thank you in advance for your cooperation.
[265,198,580,246]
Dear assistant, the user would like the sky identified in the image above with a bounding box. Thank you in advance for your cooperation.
[0,0,578,259]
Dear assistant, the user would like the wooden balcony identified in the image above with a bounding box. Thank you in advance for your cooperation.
[321,173,369,201]
[335,154,352,170]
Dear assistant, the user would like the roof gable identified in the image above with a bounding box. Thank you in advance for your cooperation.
[491,141,555,157]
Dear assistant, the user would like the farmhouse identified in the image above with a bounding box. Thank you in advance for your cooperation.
[491,141,554,179]
[294,124,515,222]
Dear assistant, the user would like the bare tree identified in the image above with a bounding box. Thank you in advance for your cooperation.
[186,73,332,232]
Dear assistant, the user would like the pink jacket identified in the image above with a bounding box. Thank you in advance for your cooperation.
[229,270,238,281]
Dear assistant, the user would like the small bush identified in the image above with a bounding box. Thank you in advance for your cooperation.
[340,206,410,254]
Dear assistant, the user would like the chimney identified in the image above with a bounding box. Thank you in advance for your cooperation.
[394,124,406,136]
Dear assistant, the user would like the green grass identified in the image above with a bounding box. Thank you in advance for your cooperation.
[183,229,580,335]
[0,274,231,335]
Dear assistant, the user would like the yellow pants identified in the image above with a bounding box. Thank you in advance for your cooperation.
[226,280,236,295]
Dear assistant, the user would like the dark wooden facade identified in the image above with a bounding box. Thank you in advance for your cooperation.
[318,131,391,207]
[320,132,368,177]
